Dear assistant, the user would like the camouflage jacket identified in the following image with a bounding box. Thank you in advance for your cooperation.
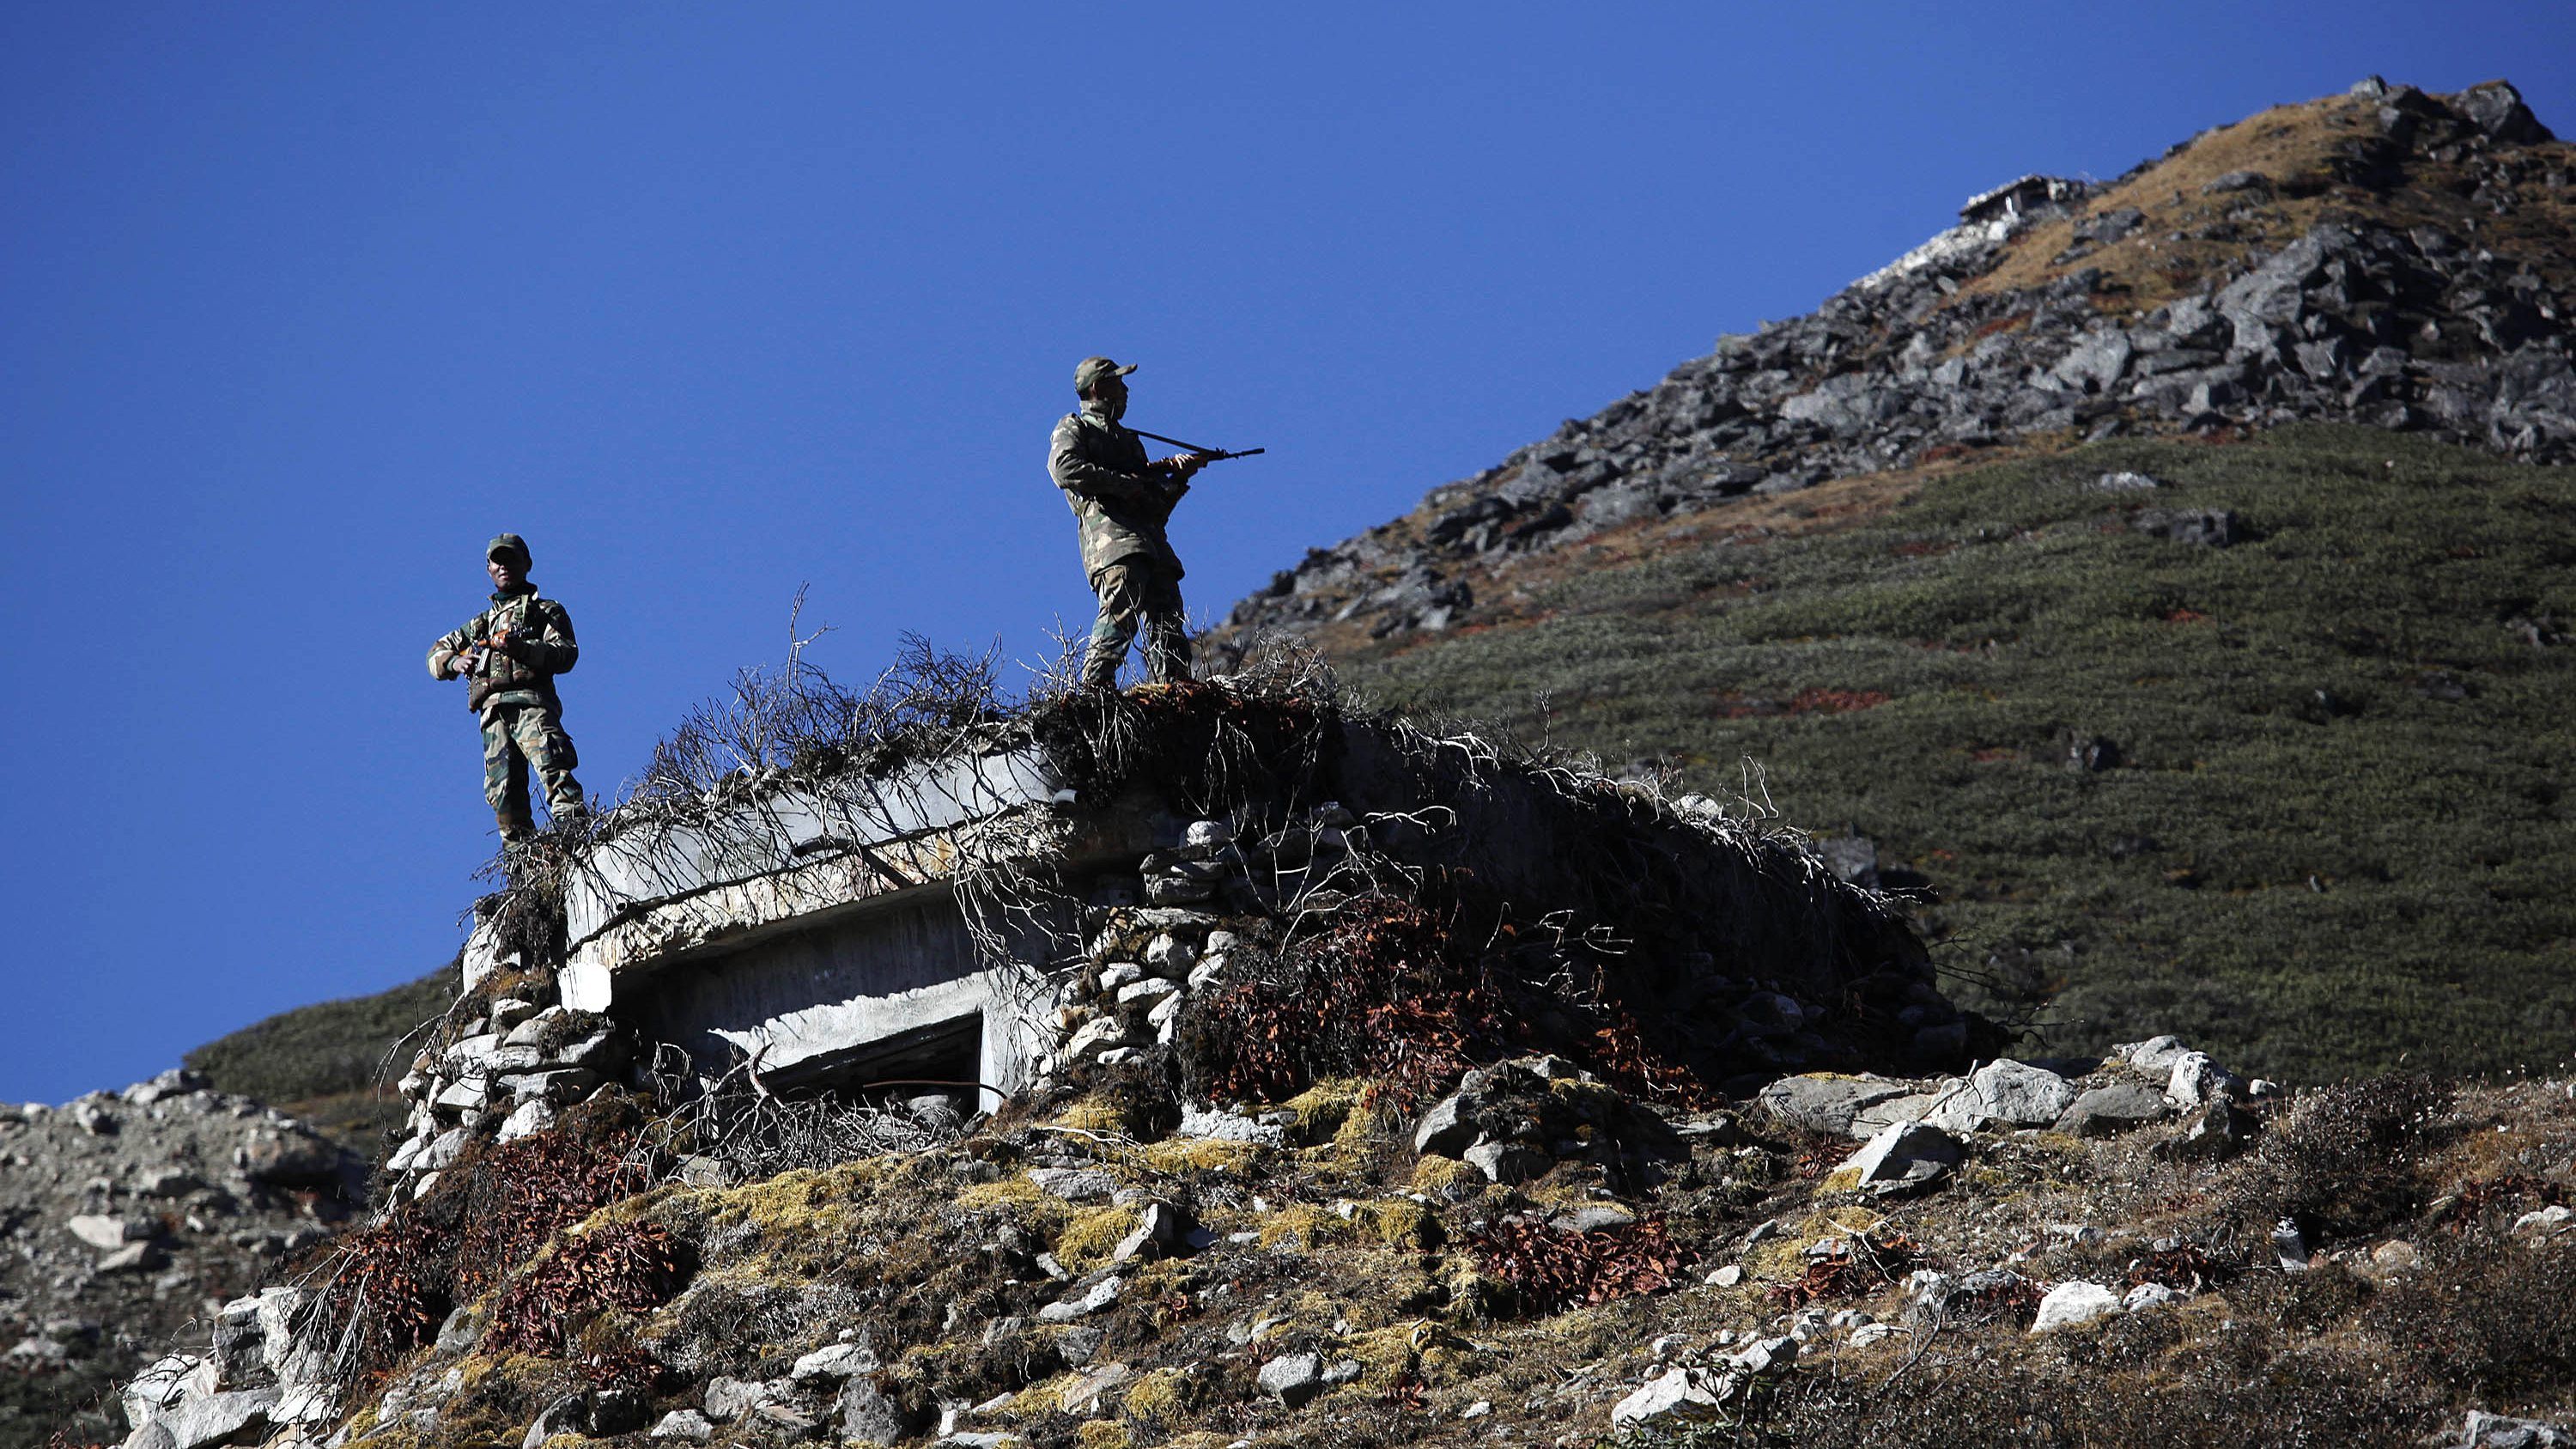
[1049,404,1187,582]
[427,588,579,713]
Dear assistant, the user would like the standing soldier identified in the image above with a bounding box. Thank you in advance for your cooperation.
[1049,356,1212,689]
[427,533,585,842]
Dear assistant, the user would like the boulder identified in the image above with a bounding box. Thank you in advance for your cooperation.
[1464,1139,1553,1185]
[155,1389,280,1449]
[1609,1367,1725,1428]
[2030,1281,2123,1333]
[790,1341,881,1384]
[1756,1075,1916,1137]
[1258,1353,1324,1409]
[838,1377,908,1446]
[2059,1082,2168,1136]
[1036,1275,1123,1324]
[649,1410,714,1443]
[1029,1168,1117,1202]
[1970,1060,2077,1126]
[1829,1122,1962,1196]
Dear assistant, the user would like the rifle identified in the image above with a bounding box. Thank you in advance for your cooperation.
[1127,426,1266,463]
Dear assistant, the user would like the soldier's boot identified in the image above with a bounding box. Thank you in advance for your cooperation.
[496,808,536,843]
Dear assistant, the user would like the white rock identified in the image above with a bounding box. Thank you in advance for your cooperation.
[1183,820,1233,849]
[1096,963,1145,993]
[1115,978,1178,1008]
[2030,1281,2123,1333]
[790,1342,880,1383]
[2166,1051,2243,1109]
[1846,1324,1900,1349]
[1705,1264,1744,1288]
[1144,935,1198,977]
[1145,994,1185,1028]
[1062,1017,1132,1058]
[495,1099,556,1143]
[1609,1367,1724,1428]
[2123,1282,2183,1312]
[2117,1036,2190,1073]
[2512,1204,2573,1238]
[1834,1121,1962,1194]
[69,1215,135,1251]
[1097,1047,1142,1067]
[1971,1060,2077,1125]
[122,1355,216,1428]
[649,1409,713,1442]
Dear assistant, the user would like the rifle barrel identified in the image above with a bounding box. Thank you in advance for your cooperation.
[1129,426,1262,458]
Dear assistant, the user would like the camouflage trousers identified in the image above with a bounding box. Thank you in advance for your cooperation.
[1082,560,1190,689]
[482,701,583,835]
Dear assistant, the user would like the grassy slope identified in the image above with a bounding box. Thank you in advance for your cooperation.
[184,964,454,1147]
[1345,424,2576,1084]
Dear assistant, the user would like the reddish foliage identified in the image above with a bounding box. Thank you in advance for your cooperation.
[1192,897,1510,1111]
[483,1221,689,1358]
[2448,1174,2567,1233]
[1465,1214,1690,1317]
[451,1123,654,1301]
[2127,1239,2221,1292]
[1713,687,1892,720]
[306,1214,453,1384]
[2163,607,2209,624]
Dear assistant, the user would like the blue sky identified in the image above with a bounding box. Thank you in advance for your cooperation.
[2,3,2568,1104]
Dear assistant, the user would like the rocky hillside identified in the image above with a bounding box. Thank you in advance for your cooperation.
[1224,78,2569,650]
[0,1075,368,1449]
[1214,78,2576,1086]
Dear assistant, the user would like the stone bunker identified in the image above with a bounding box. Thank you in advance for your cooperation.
[459,680,1971,1120]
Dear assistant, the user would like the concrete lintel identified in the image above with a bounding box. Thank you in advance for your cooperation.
[559,835,967,1012]
[562,745,1070,945]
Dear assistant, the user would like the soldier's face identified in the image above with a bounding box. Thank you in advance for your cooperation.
[488,557,522,591]
[1092,376,1128,419]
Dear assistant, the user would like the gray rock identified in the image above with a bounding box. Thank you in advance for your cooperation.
[1052,1324,1108,1367]
[1609,1367,1725,1428]
[1258,1352,1324,1408]
[1036,1275,1123,1323]
[1463,1139,1553,1185]
[649,1410,714,1443]
[1029,1167,1117,1202]
[1111,1202,1188,1263]
[522,1393,592,1449]
[701,1377,776,1423]
[1970,1060,2077,1126]
[2165,1051,2242,1108]
[495,1098,556,1143]
[2030,1281,2123,1333]
[2202,169,2272,195]
[157,1389,279,1449]
[1548,1206,1637,1234]
[2059,1082,2169,1136]
[838,1377,907,1446]
[2456,1410,2576,1447]
[1054,1364,1133,1416]
[123,1355,216,1429]
[1756,1075,1916,1137]
[70,1215,139,1251]
[1412,1093,1476,1158]
[1833,1122,1961,1196]
[434,1303,488,1355]
[791,1341,881,1384]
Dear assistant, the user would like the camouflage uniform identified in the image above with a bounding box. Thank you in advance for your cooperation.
[1049,359,1191,688]
[428,539,583,837]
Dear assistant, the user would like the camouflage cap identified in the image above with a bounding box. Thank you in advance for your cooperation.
[486,533,532,569]
[1074,356,1137,395]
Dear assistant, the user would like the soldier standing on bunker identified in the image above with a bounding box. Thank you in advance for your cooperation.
[1050,356,1213,689]
[426,533,586,842]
